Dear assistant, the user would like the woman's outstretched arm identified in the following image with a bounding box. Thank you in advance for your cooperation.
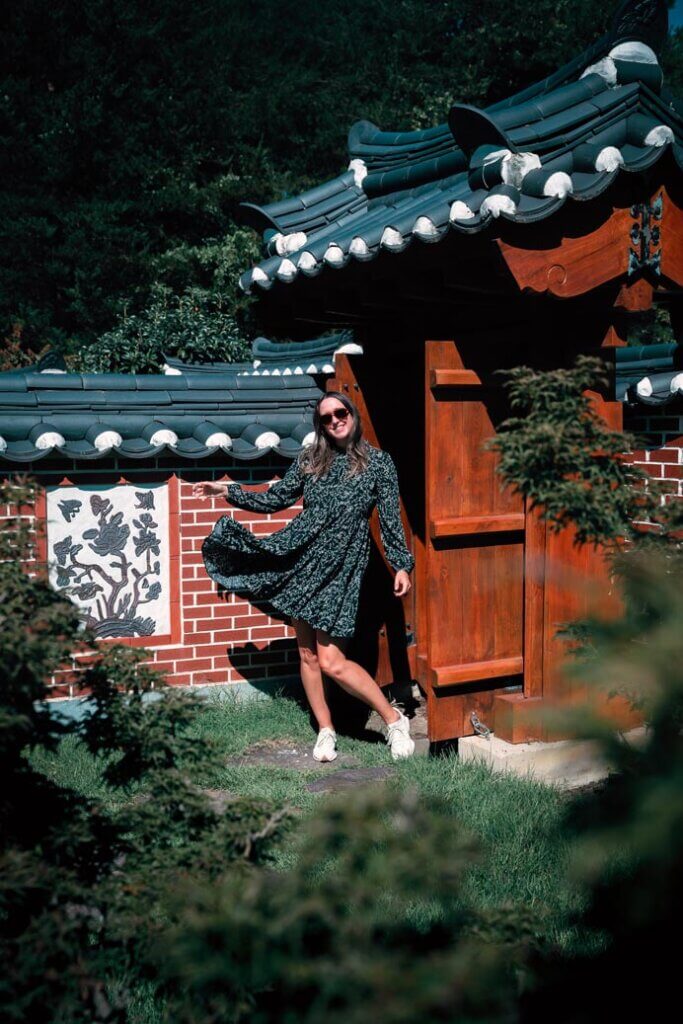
[375,450,415,574]
[224,456,304,513]
[191,463,303,510]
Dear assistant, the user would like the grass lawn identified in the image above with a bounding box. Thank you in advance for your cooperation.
[32,686,587,952]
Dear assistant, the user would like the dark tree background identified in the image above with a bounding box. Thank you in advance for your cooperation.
[1,0,681,368]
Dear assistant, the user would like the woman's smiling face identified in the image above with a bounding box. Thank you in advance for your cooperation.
[318,396,353,446]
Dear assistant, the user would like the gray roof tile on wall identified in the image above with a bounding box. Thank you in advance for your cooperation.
[616,343,683,404]
[162,330,362,377]
[0,367,326,464]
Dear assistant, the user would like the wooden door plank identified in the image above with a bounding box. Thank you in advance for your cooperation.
[430,368,483,387]
[431,655,524,687]
[423,340,525,739]
[430,513,525,537]
[522,502,546,699]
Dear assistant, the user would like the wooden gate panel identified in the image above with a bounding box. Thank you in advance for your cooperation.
[423,341,525,740]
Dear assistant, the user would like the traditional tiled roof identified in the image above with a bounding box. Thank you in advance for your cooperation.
[616,342,683,404]
[238,0,679,296]
[162,330,362,376]
[0,367,324,464]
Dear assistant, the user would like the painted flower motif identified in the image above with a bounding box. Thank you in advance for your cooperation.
[90,494,113,517]
[135,531,160,557]
[133,512,158,529]
[134,491,155,509]
[56,565,77,587]
[133,513,160,557]
[82,520,130,556]
[58,499,81,523]
[51,485,167,639]
[53,535,73,566]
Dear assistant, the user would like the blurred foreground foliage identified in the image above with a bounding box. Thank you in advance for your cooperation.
[0,474,532,1022]
[0,475,294,1021]
[487,356,683,1020]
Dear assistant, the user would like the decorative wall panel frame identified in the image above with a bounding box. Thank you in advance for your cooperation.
[35,472,181,647]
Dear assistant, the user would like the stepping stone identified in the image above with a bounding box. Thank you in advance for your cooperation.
[306,765,396,794]
[226,737,360,772]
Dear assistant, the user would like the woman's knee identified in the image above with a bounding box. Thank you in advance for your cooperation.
[298,644,320,670]
[317,645,347,679]
[292,617,319,668]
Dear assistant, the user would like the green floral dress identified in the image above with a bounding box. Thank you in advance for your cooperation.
[201,444,414,637]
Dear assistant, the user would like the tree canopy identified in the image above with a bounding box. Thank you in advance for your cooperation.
[3,0,681,368]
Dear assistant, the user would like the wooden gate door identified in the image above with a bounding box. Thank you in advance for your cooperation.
[416,341,525,741]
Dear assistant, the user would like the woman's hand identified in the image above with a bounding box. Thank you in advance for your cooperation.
[192,481,227,500]
[393,569,411,597]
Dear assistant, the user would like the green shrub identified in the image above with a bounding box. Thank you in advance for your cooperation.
[77,287,252,374]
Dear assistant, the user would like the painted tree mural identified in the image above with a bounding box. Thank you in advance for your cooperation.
[47,483,170,638]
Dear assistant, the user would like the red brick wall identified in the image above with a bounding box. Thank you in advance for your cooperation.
[623,404,683,509]
[1,453,302,698]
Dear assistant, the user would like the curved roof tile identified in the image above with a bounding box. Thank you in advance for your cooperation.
[238,1,680,296]
[162,330,362,377]
[616,342,683,405]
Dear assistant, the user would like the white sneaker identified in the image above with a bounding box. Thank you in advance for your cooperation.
[386,708,415,761]
[313,727,338,762]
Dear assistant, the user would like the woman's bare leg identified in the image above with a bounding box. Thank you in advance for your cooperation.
[315,629,401,726]
[291,617,335,731]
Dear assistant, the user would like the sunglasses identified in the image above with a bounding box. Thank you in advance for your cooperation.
[319,406,350,426]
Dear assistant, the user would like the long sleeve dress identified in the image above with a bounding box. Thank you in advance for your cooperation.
[201,444,414,638]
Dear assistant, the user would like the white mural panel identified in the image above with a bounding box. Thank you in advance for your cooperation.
[46,482,170,638]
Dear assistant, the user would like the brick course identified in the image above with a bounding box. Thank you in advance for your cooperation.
[623,405,683,504]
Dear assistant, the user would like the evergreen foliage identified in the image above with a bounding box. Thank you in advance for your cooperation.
[486,356,680,545]
[78,288,252,374]
[5,1,682,369]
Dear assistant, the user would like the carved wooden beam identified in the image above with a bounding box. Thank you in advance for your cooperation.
[496,207,632,298]
[497,183,683,298]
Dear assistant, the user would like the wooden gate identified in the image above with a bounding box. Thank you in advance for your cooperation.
[416,341,525,741]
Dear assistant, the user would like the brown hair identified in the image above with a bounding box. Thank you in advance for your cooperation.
[300,391,371,480]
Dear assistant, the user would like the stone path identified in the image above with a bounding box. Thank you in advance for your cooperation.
[225,737,361,772]
[306,765,396,793]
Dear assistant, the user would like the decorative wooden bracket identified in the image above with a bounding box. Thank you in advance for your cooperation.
[496,206,631,298]
[628,193,662,279]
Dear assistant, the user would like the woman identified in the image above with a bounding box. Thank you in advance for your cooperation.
[193,392,415,762]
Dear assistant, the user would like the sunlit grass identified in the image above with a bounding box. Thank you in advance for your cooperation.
[31,688,578,924]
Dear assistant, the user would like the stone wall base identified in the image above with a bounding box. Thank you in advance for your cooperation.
[458,726,649,791]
